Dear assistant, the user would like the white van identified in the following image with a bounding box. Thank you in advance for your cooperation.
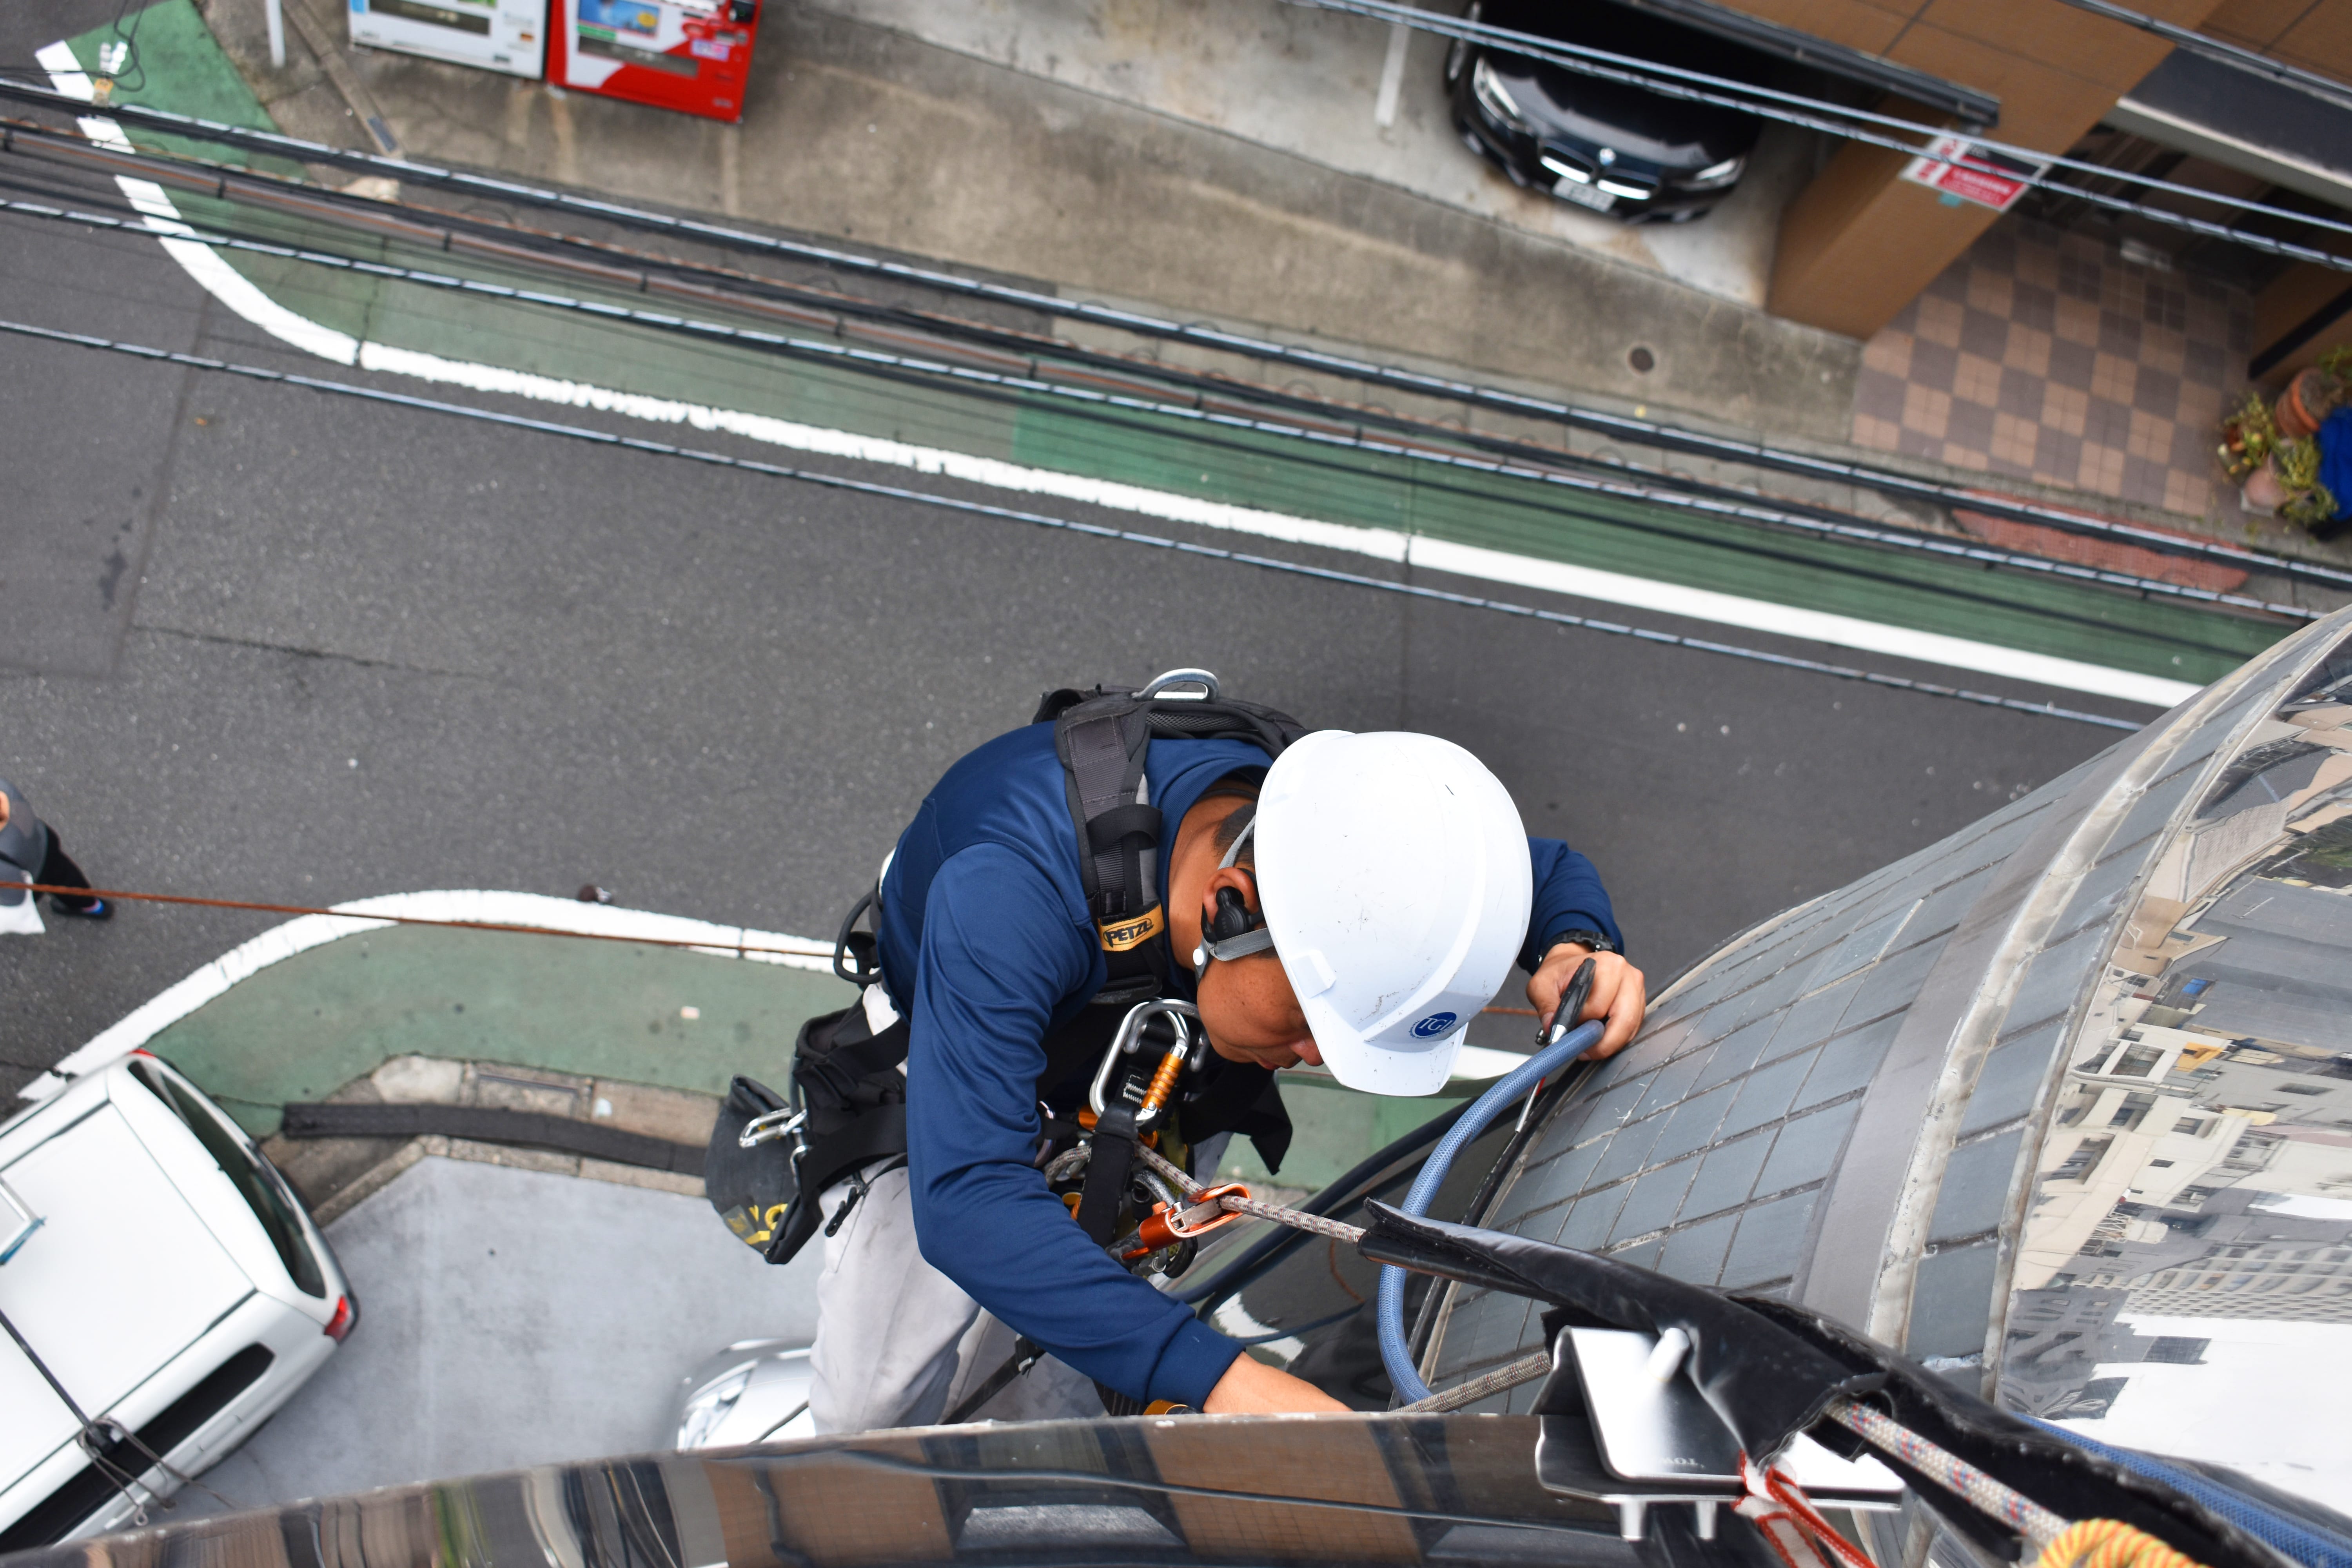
[0,1051,353,1550]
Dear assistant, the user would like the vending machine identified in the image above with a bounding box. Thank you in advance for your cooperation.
[348,0,545,78]
[550,0,762,122]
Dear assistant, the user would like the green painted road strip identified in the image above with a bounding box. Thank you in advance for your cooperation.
[47,4,2290,705]
[152,924,846,1134]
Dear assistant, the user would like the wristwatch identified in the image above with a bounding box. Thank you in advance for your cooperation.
[1544,928,1617,957]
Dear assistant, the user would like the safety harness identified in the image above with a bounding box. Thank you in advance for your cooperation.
[705,671,1307,1269]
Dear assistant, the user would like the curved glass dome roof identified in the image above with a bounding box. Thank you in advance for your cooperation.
[1424,608,2352,1516]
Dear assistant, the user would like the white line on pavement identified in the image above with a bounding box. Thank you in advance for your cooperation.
[18,888,835,1102]
[38,41,2199,710]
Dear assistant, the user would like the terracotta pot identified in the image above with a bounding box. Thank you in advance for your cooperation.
[2276,368,2334,440]
[2243,461,2292,511]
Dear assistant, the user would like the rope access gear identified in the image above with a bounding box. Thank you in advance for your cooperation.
[1736,1454,1878,1568]
[1825,1400,2068,1549]
[1038,669,1305,1005]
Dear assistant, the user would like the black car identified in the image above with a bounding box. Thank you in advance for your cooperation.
[1446,0,1768,224]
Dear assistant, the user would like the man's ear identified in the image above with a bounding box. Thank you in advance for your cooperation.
[1203,864,1257,906]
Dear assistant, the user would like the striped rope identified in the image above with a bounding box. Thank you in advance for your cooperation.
[1828,1400,2069,1546]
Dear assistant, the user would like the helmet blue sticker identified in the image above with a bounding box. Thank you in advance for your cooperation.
[1412,1011,1459,1038]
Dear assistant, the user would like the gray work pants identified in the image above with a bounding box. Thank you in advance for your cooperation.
[807,1161,1104,1434]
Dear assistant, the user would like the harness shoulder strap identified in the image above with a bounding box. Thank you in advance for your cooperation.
[1044,683,1308,1001]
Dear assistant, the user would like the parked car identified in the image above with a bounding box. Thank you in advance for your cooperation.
[673,1339,816,1449]
[0,1051,355,1552]
[1446,0,1767,223]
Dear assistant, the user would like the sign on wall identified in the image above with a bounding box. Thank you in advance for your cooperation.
[1900,135,2052,213]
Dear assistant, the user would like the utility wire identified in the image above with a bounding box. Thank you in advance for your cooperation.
[1283,0,2352,269]
[4,189,2311,632]
[0,315,2147,731]
[6,113,2347,599]
[7,111,2343,598]
[15,3,2352,260]
[2051,0,2352,117]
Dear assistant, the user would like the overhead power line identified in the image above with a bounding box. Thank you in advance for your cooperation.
[1278,0,2352,270]
[2052,0,2352,117]
[0,189,2312,632]
[0,315,2147,732]
[5,114,2344,599]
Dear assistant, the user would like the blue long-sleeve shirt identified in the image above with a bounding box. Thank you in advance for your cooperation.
[879,722,1622,1407]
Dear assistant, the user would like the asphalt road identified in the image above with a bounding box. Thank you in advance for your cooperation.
[0,9,2132,1092]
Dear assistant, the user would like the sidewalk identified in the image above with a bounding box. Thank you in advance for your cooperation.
[185,0,2352,567]
[193,0,1856,470]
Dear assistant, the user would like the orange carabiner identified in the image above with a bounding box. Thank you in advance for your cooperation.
[1122,1183,1251,1259]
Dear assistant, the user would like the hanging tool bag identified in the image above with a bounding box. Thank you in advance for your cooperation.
[705,1000,910,1266]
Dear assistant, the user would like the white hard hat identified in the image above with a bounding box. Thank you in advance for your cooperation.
[1250,731,1533,1096]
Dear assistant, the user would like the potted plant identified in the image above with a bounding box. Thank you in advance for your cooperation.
[2275,368,2335,438]
[2281,476,2339,535]
[2219,389,2278,484]
[2261,436,2329,526]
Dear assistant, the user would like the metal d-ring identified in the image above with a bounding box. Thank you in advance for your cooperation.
[738,1107,808,1150]
[1138,668,1220,701]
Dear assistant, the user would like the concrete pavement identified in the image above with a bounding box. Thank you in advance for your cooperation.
[209,0,1866,446]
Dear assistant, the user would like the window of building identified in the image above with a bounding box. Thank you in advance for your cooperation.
[2112,1045,2165,1078]
[2054,1138,2111,1181]
[2279,1084,2327,1096]
[2145,1337,2208,1364]
[2149,1159,2175,1167]
[2174,1118,2206,1135]
[2056,1377,2129,1419]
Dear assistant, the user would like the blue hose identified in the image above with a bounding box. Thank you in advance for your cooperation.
[1378,1019,1604,1405]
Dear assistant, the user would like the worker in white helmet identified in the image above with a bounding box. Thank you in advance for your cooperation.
[762,676,1644,1432]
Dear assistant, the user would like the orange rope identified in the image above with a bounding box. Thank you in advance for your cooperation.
[2032,1520,2208,1568]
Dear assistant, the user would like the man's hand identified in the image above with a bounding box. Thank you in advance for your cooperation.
[1527,944,1647,1061]
[1202,1352,1349,1414]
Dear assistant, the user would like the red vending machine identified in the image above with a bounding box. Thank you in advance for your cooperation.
[550,0,761,122]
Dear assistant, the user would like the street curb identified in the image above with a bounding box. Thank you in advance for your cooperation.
[19,888,831,1102]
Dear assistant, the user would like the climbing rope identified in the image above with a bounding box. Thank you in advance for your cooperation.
[1131,1140,1369,1246]
[1826,1400,2069,1548]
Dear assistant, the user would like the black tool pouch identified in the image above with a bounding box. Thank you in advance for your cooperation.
[705,1074,801,1257]
[707,1002,918,1267]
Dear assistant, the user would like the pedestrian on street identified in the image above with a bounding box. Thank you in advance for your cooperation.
[0,778,111,934]
[736,673,1644,1433]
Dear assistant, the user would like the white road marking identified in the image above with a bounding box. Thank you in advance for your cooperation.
[19,888,833,1102]
[39,42,2200,710]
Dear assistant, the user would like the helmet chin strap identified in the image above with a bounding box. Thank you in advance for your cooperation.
[1192,812,1276,979]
